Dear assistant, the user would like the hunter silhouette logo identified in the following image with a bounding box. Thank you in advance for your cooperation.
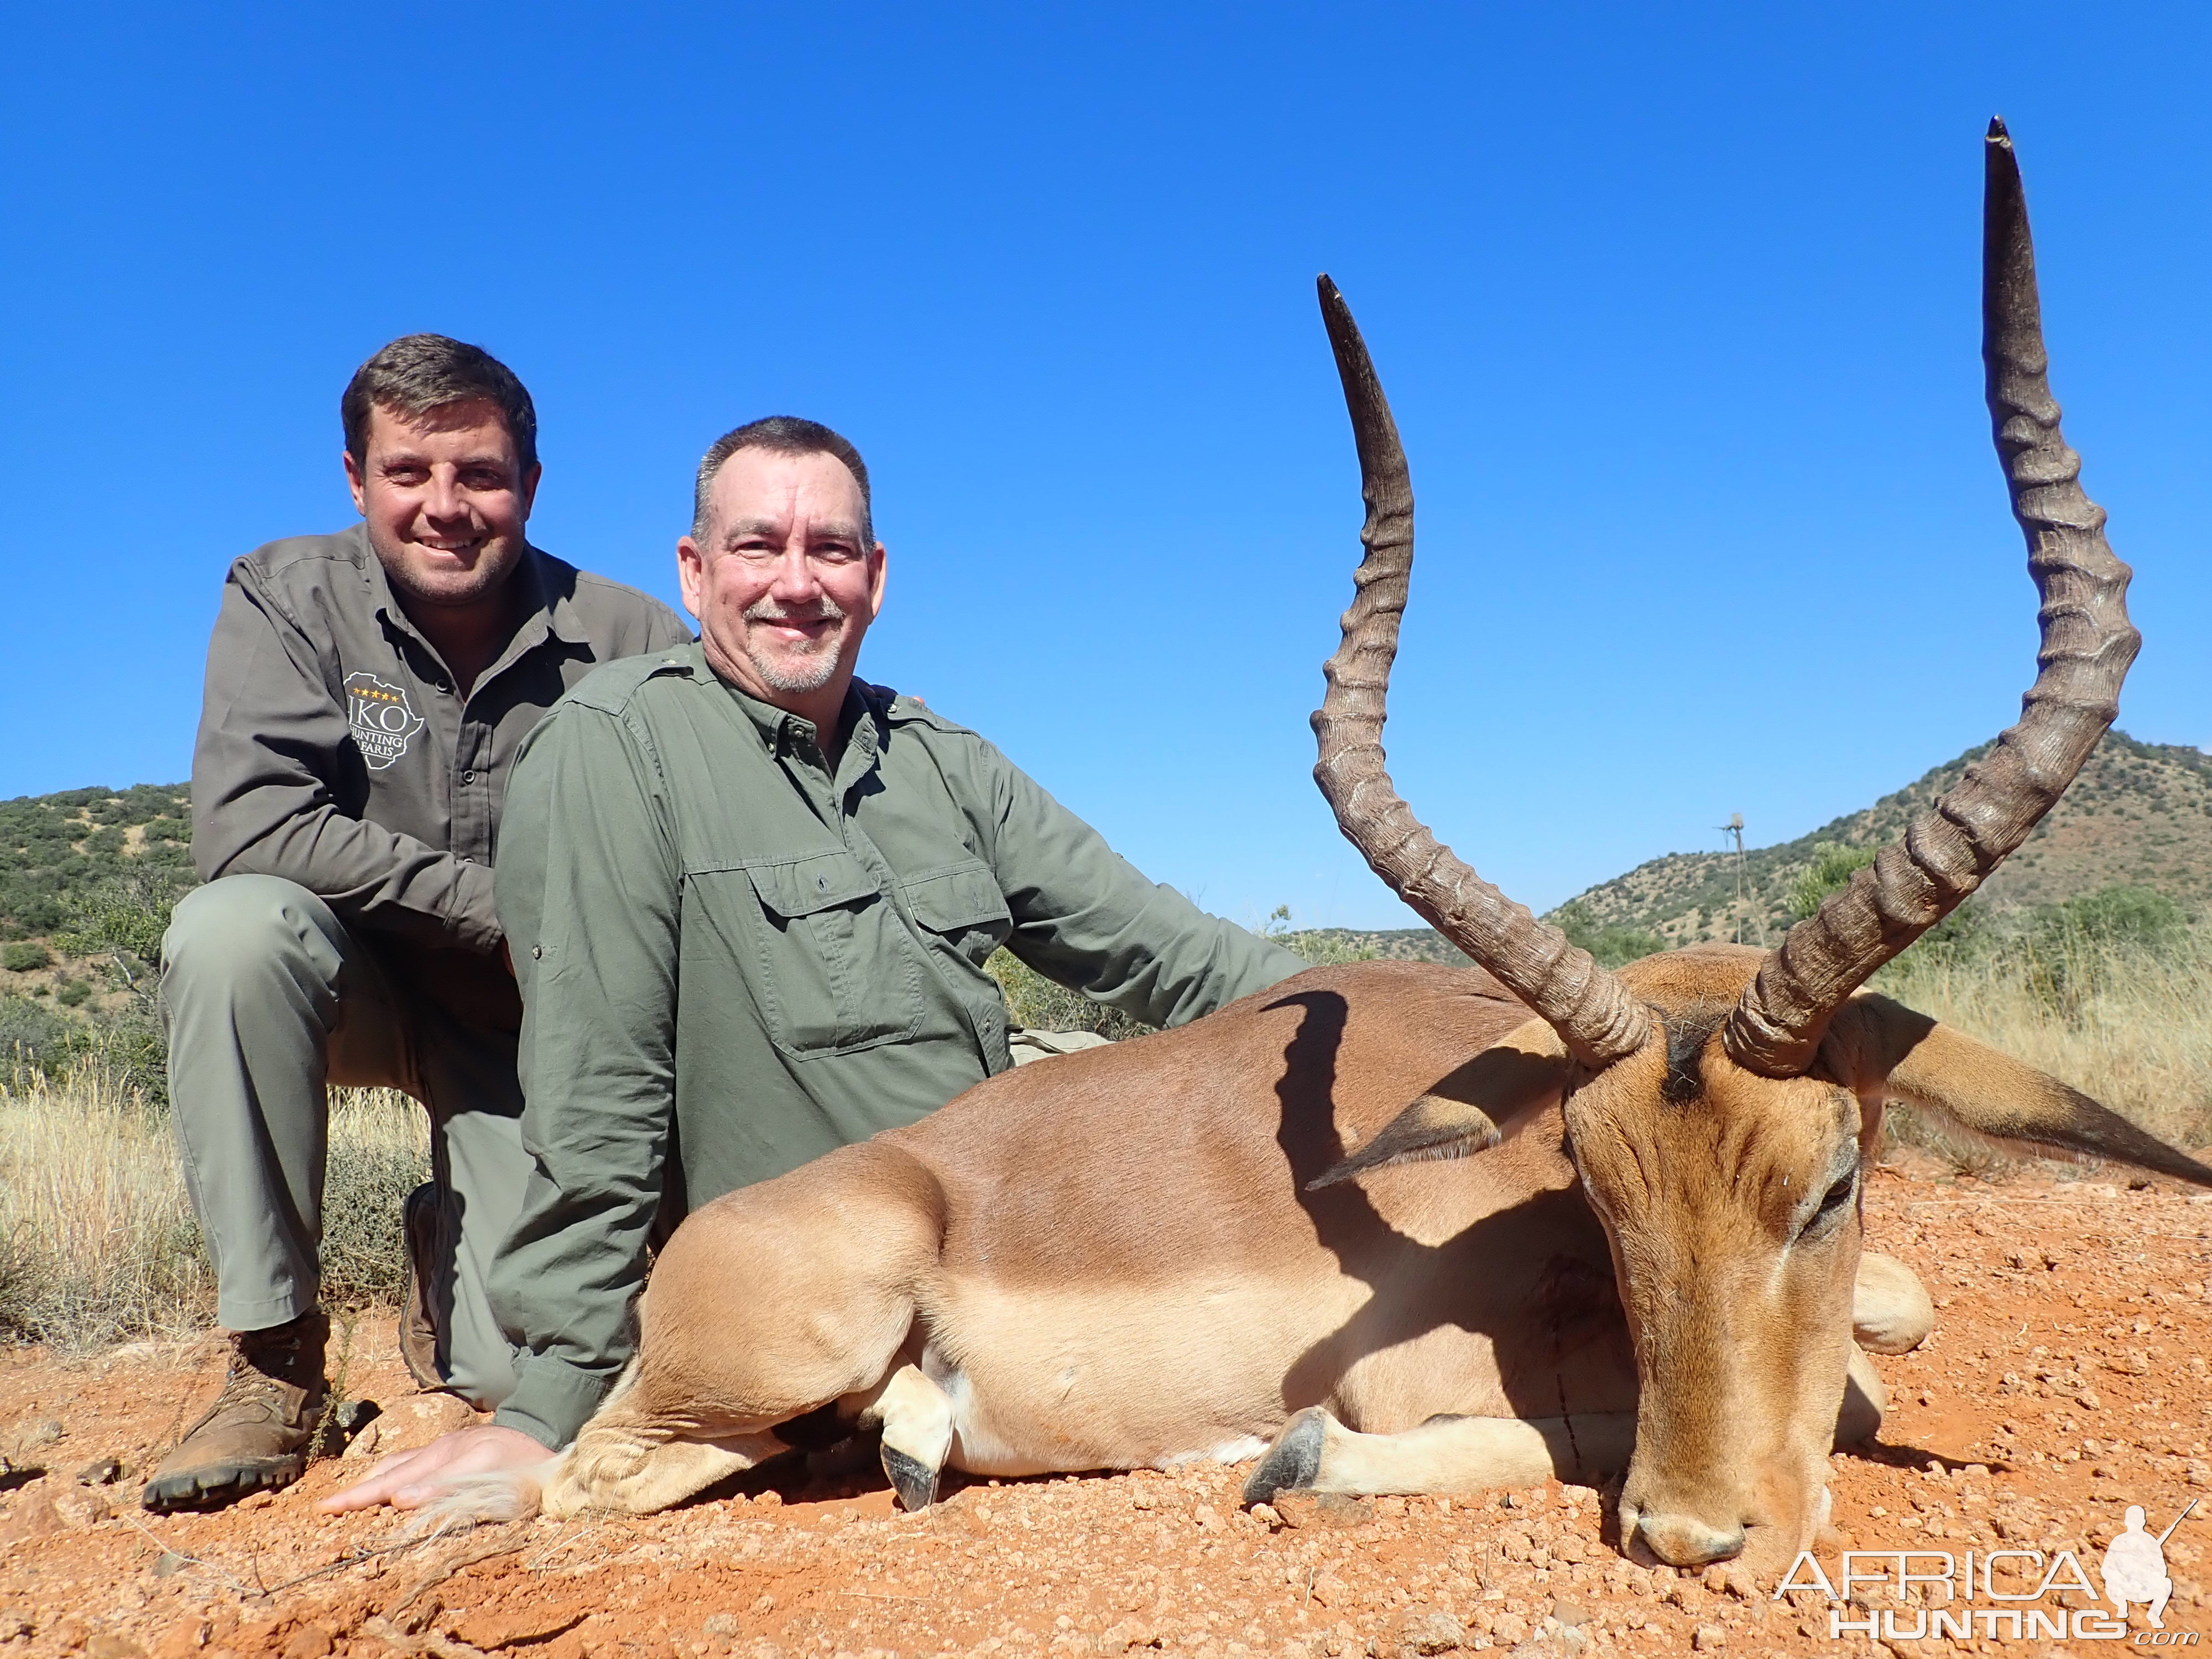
[2106,1503,2193,1630]
[1778,1498,2198,1644]
[345,671,426,771]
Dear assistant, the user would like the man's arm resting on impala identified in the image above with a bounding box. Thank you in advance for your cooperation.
[973,734,1306,1021]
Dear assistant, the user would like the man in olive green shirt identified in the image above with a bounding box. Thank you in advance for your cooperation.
[327,416,1302,1510]
[148,336,691,1515]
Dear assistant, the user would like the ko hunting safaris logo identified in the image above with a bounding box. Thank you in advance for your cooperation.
[345,671,426,770]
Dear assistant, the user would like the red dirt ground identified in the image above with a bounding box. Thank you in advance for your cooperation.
[6,1157,2211,1659]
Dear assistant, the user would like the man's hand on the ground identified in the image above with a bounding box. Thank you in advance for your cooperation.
[318,1423,550,1512]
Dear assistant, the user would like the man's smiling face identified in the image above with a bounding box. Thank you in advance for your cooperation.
[677,446,886,717]
[345,399,540,611]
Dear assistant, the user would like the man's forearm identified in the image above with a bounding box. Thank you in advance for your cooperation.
[484,1152,668,1448]
[987,748,1306,1027]
[493,1351,617,1450]
[197,798,503,953]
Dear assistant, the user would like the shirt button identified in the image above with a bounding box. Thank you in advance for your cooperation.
[462,769,476,784]
[531,945,542,959]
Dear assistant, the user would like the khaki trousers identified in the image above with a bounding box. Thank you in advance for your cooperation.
[161,875,524,1408]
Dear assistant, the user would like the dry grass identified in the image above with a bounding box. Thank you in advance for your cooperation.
[0,1065,427,1352]
[1874,928,2212,1168]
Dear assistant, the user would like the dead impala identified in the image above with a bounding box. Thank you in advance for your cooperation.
[480,122,2209,1575]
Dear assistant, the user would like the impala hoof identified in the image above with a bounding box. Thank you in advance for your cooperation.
[1243,1408,1328,1506]
[882,1445,940,1511]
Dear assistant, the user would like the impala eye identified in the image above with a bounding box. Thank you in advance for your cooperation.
[1802,1170,1858,1238]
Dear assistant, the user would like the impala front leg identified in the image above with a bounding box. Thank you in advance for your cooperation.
[1243,1408,1639,1505]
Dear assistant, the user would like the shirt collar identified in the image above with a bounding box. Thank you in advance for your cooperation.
[510,545,592,646]
[711,656,886,776]
[357,526,575,672]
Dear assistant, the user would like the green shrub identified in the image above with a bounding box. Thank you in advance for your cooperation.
[2053,885,2185,951]
[984,950,1155,1040]
[1,942,51,972]
[55,979,91,1008]
[1260,905,1386,967]
[1787,843,1879,921]
[0,995,71,1078]
[55,864,192,970]
[1993,885,2192,1020]
[1553,901,1663,969]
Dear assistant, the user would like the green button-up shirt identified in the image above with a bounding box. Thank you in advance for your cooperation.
[489,643,1305,1446]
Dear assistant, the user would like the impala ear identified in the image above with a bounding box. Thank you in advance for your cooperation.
[1308,1020,1569,1190]
[1827,995,2212,1189]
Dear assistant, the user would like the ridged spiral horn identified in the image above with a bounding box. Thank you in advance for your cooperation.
[1723,118,2140,1076]
[1311,275,1654,1069]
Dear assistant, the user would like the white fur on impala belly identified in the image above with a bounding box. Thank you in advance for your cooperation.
[925,1354,1270,1479]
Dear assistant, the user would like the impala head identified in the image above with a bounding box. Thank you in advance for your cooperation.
[1307,121,2210,1577]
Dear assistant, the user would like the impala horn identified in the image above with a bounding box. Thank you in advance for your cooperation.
[1311,275,1653,1068]
[1722,118,2140,1077]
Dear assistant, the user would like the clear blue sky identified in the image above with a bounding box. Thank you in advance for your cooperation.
[3,4,2206,930]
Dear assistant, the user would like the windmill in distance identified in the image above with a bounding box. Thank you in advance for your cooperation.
[1716,812,1759,946]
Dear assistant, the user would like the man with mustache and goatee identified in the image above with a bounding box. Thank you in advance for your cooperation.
[327,416,1305,1507]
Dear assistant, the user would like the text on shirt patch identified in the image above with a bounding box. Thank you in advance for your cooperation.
[345,671,427,770]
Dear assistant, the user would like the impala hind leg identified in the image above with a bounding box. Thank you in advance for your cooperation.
[859,1363,956,1510]
[1243,1408,1639,1505]
[544,1142,950,1519]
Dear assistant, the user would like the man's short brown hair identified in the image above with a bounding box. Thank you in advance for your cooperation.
[693,416,872,546]
[342,335,539,474]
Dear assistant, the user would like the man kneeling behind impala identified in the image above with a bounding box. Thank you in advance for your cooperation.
[327,416,1303,1511]
[143,336,692,1515]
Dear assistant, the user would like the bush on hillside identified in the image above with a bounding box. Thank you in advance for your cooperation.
[1553,901,1663,969]
[2048,884,2186,951]
[1263,905,1388,968]
[984,950,1156,1041]
[1787,842,1879,921]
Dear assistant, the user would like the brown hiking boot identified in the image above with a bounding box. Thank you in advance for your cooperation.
[397,1181,444,1391]
[142,1311,330,1512]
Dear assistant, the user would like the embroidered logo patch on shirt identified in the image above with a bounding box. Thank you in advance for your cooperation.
[346,671,427,770]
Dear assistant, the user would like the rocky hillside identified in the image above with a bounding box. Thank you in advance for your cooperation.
[1558,728,2212,950]
[0,784,192,941]
[1286,729,2212,964]
[6,728,2206,977]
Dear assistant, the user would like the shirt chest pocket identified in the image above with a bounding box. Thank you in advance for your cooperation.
[720,850,925,1059]
[902,861,1013,969]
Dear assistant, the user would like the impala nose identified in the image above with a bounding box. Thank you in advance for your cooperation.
[1635,1511,1747,1567]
